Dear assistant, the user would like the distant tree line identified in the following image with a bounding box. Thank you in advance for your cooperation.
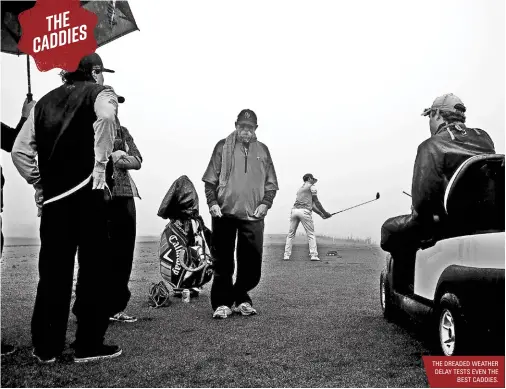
[296,231,375,245]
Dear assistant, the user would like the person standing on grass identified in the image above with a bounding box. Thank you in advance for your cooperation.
[1,97,37,356]
[108,122,143,324]
[202,109,279,319]
[11,53,122,363]
[283,173,332,261]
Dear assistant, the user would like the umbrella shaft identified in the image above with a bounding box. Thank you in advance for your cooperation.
[26,56,31,90]
[26,56,32,102]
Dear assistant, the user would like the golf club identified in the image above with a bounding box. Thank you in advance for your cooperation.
[402,191,412,198]
[330,192,380,216]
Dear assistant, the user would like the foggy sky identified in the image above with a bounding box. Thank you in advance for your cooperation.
[1,0,504,244]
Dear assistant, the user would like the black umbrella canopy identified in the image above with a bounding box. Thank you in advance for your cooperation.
[1,1,139,100]
[0,1,34,55]
[83,0,139,48]
[1,1,139,55]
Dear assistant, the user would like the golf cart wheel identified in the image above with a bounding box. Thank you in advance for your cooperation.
[437,293,469,356]
[380,271,396,321]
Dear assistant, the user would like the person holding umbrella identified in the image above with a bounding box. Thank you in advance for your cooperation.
[11,52,122,363]
[1,0,139,104]
[283,173,332,262]
[1,97,37,242]
[1,97,37,356]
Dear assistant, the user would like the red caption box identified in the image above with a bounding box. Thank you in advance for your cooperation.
[423,356,505,388]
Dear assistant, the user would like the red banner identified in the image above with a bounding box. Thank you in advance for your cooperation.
[423,356,505,388]
[18,0,97,72]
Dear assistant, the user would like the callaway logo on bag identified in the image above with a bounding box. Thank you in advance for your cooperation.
[158,218,213,290]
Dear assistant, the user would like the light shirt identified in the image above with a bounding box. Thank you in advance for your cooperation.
[293,183,317,210]
[11,88,118,199]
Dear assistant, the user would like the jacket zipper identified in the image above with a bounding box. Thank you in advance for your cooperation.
[244,145,248,173]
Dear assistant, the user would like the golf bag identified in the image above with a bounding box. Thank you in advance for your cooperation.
[156,175,213,293]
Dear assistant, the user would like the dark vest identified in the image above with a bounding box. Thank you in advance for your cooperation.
[34,82,107,200]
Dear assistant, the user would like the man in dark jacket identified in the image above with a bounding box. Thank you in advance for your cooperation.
[381,94,495,293]
[202,109,279,319]
[1,98,37,253]
[11,53,122,363]
[1,97,37,356]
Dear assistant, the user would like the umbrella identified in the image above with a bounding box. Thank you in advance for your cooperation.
[1,0,139,101]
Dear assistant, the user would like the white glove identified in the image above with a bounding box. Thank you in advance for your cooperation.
[92,162,106,190]
[34,184,44,217]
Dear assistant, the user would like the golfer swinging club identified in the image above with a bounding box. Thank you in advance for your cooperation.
[283,173,332,261]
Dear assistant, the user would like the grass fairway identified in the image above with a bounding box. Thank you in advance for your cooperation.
[1,235,431,387]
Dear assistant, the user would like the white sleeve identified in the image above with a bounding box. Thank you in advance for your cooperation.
[93,88,118,171]
[310,185,318,195]
[11,107,41,186]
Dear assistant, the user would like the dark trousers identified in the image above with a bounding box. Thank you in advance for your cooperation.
[210,216,264,310]
[33,184,114,356]
[108,196,136,314]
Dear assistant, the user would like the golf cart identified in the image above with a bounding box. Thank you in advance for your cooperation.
[380,154,505,356]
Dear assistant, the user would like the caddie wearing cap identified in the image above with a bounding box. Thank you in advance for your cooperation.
[202,109,279,319]
[283,173,332,261]
[11,52,123,363]
[380,93,496,294]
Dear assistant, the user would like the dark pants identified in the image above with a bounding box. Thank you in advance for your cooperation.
[33,184,114,356]
[108,196,136,314]
[210,216,264,311]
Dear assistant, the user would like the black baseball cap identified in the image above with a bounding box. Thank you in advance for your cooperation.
[237,109,257,125]
[303,173,317,182]
[78,52,115,73]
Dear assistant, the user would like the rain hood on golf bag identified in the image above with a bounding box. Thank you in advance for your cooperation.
[157,175,213,290]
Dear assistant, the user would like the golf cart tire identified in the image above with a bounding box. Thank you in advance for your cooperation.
[380,271,397,321]
[437,293,469,356]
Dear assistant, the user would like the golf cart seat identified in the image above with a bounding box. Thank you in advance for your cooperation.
[442,153,505,239]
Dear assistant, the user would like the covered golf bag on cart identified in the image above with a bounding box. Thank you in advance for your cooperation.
[156,175,213,293]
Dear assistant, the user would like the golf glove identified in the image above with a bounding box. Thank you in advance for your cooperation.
[92,162,106,190]
[34,183,43,217]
